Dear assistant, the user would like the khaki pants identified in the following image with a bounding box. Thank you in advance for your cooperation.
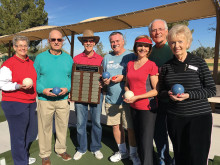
[37,100,70,158]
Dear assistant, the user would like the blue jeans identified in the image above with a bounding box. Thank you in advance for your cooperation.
[154,101,172,165]
[1,101,38,165]
[75,94,103,153]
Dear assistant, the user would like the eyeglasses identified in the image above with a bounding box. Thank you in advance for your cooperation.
[83,39,94,43]
[151,28,166,33]
[50,38,63,42]
[15,45,28,48]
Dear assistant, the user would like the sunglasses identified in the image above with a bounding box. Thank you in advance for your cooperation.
[83,39,94,43]
[50,38,63,42]
[137,44,150,47]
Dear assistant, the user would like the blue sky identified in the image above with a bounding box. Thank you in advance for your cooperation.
[44,0,216,56]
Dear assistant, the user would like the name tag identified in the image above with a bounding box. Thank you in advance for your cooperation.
[188,65,198,71]
[109,61,114,64]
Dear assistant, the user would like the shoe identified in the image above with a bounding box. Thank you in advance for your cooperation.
[57,152,71,161]
[110,151,129,162]
[92,150,103,160]
[73,151,86,160]
[42,157,51,165]
[159,158,165,165]
[130,153,141,165]
[28,157,36,164]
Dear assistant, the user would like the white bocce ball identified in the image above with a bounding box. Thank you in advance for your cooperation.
[124,90,134,99]
[22,78,33,86]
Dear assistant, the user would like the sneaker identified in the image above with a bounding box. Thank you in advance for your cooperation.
[57,152,71,161]
[159,158,165,165]
[130,153,141,165]
[73,151,86,160]
[110,151,129,162]
[92,150,103,160]
[28,157,36,164]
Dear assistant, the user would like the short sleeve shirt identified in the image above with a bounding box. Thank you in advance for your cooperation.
[126,60,158,110]
[73,51,103,66]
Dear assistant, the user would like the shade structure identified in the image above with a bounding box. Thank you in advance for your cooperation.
[16,25,59,40]
[0,0,218,83]
[61,0,216,34]
[0,0,216,42]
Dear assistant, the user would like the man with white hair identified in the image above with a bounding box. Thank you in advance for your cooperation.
[148,19,174,165]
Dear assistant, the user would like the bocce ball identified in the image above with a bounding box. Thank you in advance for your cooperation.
[22,78,33,86]
[102,72,110,79]
[124,90,134,99]
[52,87,61,95]
[171,84,184,95]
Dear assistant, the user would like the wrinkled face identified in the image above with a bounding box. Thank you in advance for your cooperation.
[168,33,189,57]
[13,40,28,58]
[110,34,124,54]
[82,38,95,52]
[150,20,168,45]
[48,30,63,51]
[136,42,150,58]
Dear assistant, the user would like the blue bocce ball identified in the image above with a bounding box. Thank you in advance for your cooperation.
[52,87,61,95]
[102,72,111,79]
[171,84,184,95]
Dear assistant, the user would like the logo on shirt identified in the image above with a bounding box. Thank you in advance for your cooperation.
[107,63,127,69]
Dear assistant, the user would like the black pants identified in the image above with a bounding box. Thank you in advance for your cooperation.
[154,101,172,164]
[167,113,212,165]
[130,107,157,165]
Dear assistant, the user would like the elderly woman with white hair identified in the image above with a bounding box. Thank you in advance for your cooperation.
[0,36,37,165]
[159,24,216,165]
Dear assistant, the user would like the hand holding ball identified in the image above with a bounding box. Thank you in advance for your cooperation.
[171,84,184,95]
[112,76,117,80]
[102,72,110,79]
[22,78,33,86]
[52,87,61,95]
[124,90,134,99]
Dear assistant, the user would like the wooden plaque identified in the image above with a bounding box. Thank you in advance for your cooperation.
[70,64,103,104]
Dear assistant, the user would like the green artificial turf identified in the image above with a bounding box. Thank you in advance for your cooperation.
[0,125,219,165]
[0,102,6,122]
[0,125,132,165]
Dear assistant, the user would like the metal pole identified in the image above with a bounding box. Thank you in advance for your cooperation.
[213,0,220,83]
[70,31,75,58]
[8,41,12,58]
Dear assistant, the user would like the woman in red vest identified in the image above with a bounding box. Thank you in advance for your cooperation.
[0,36,37,165]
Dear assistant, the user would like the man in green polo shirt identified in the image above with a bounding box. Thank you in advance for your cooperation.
[148,19,174,165]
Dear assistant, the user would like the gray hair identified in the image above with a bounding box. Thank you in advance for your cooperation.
[168,24,192,49]
[109,31,124,41]
[12,35,29,46]
[148,19,168,34]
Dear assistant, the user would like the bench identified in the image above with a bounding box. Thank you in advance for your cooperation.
[208,85,220,113]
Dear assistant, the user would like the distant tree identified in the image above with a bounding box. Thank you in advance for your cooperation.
[191,46,215,59]
[208,27,216,31]
[33,42,70,57]
[0,0,48,54]
[95,42,107,57]
[168,20,194,33]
